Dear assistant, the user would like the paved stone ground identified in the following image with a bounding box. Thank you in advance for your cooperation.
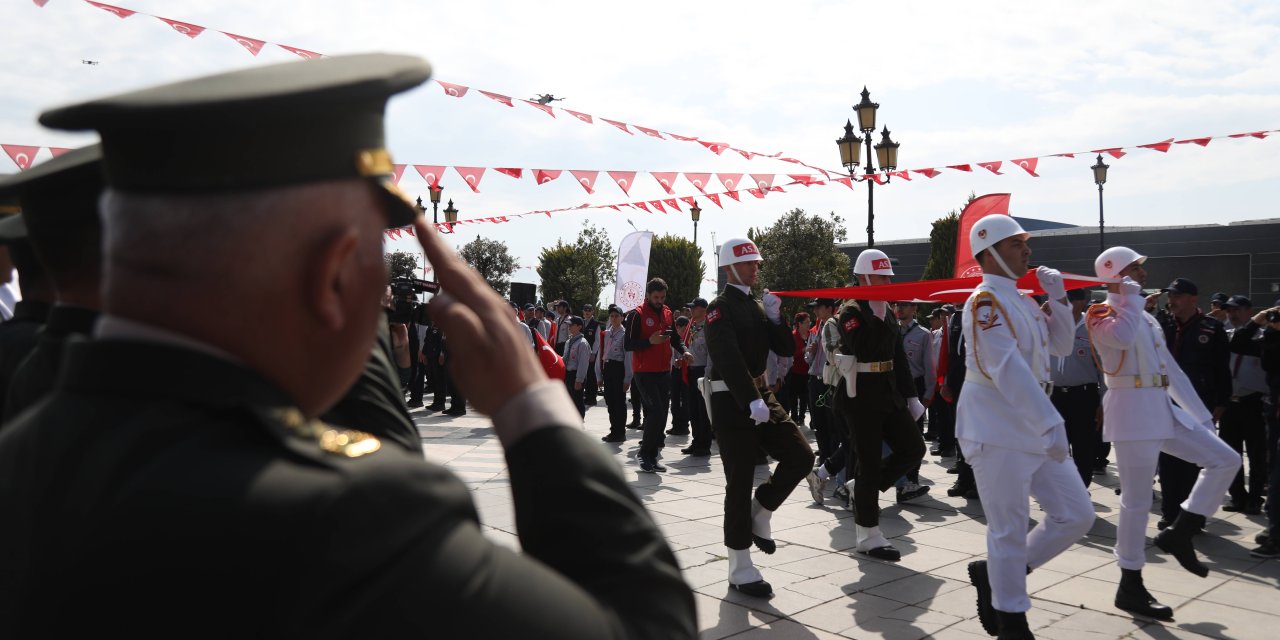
[412,402,1278,640]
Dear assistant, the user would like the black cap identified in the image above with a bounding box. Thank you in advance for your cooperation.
[1210,292,1229,304]
[39,53,431,227]
[940,304,956,314]
[0,213,27,245]
[523,303,535,310]
[1160,278,1199,296]
[568,315,584,326]
[676,315,690,327]
[582,303,594,311]
[0,145,103,238]
[1066,288,1089,302]
[810,298,837,308]
[928,308,945,318]
[607,304,623,314]
[688,297,709,309]
[1223,295,1251,309]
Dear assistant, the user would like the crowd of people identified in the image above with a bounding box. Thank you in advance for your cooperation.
[0,51,1277,640]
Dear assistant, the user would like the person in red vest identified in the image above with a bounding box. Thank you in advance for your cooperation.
[625,278,690,473]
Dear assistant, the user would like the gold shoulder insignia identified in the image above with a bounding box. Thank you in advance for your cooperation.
[273,408,382,458]
[1086,303,1115,321]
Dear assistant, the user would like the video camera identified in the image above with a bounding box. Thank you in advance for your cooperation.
[388,277,440,324]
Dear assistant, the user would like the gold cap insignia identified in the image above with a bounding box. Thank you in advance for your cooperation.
[355,148,394,177]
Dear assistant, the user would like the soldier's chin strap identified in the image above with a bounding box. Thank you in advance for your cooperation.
[727,263,744,287]
[986,248,1022,280]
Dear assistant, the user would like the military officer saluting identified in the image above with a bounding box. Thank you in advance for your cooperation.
[704,237,815,598]
[1087,247,1240,619]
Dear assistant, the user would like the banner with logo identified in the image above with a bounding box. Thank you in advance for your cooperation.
[614,231,653,311]
[954,193,1011,278]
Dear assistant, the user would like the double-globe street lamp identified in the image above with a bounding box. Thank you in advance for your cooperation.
[836,87,900,248]
[1091,154,1109,253]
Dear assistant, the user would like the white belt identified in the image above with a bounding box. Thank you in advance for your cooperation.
[709,380,730,393]
[966,373,1052,395]
[854,360,893,373]
[1105,374,1169,389]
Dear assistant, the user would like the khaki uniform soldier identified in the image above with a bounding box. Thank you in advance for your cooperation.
[705,237,815,598]
[0,53,695,639]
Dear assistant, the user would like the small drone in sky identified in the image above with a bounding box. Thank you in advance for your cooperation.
[531,94,565,105]
[81,60,100,65]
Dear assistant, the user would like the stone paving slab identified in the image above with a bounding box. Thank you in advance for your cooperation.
[413,403,1277,639]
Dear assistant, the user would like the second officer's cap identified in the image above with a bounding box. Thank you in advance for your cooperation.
[38,53,432,227]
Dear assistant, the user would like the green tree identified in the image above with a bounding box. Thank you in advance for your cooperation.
[746,208,850,321]
[384,250,420,282]
[536,222,616,307]
[647,234,705,310]
[459,236,517,296]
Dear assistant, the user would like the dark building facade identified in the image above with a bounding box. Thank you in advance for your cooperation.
[838,217,1280,305]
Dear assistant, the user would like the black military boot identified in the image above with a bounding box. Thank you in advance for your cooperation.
[1153,511,1209,577]
[995,610,1034,639]
[1114,568,1173,619]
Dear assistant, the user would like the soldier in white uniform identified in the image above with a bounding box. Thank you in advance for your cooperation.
[1087,246,1241,619]
[958,216,1094,639]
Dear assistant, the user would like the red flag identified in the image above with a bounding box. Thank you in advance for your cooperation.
[746,188,766,199]
[834,177,853,189]
[732,148,755,160]
[664,132,698,141]
[533,331,565,380]
[453,166,485,192]
[570,170,598,194]
[634,126,664,139]
[495,167,524,179]
[651,172,678,194]
[705,193,723,208]
[779,157,803,164]
[888,170,911,181]
[683,172,711,193]
[601,118,632,134]
[634,202,651,213]
[414,165,446,188]
[521,100,556,117]
[723,191,740,202]
[717,173,742,191]
[405,227,416,236]
[1175,137,1212,147]
[787,174,819,185]
[978,161,1003,175]
[1137,138,1174,153]
[278,44,322,59]
[479,91,514,107]
[48,147,73,158]
[563,110,593,124]
[663,198,680,211]
[679,196,696,207]
[954,193,1012,278]
[649,200,667,214]
[1093,147,1127,158]
[698,140,729,155]
[437,81,469,97]
[1011,158,1039,176]
[913,168,941,178]
[222,32,266,56]
[608,170,636,195]
[86,2,134,18]
[387,229,402,239]
[33,0,50,6]
[1228,131,1269,139]
[534,169,562,185]
[156,17,205,38]
[1053,153,1077,158]
[750,174,775,190]
[769,186,786,194]
[2,145,39,170]
[946,164,973,172]
[391,164,406,184]
[867,173,888,185]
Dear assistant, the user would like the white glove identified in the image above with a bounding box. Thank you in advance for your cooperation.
[762,290,782,323]
[1119,276,1142,298]
[1043,422,1069,463]
[1036,266,1066,302]
[748,398,770,424]
[907,397,925,422]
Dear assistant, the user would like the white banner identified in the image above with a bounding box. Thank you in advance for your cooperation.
[614,231,653,311]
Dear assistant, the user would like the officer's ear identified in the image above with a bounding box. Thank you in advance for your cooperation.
[309,227,361,331]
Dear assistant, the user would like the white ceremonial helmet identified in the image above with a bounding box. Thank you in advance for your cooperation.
[718,237,763,266]
[1095,246,1146,280]
[853,249,895,276]
[969,215,1029,260]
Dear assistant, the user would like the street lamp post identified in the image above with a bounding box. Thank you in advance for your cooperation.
[443,199,459,232]
[690,200,702,246]
[836,87,899,247]
[417,185,445,281]
[1092,154,1109,252]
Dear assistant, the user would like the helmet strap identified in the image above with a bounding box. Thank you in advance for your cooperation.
[987,247,1021,280]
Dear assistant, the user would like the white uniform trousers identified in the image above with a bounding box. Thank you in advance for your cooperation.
[1113,423,1241,570]
[961,439,1094,613]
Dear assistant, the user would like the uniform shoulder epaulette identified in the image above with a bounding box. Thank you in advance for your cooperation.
[272,407,382,458]
[1086,302,1115,322]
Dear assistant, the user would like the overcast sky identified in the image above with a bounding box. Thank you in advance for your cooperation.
[3,0,1278,302]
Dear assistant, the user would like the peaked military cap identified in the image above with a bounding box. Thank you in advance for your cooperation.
[0,145,103,233]
[38,53,431,227]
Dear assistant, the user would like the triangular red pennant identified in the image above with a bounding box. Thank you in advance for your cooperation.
[634,202,651,213]
[651,172,678,194]
[2,145,40,170]
[278,44,321,59]
[495,167,524,179]
[746,188,765,199]
[913,168,941,178]
[867,173,888,185]
[156,17,205,38]
[1137,138,1174,152]
[521,100,556,117]
[1012,158,1039,177]
[437,81,469,97]
[1228,131,1269,139]
[717,173,742,191]
[769,186,785,193]
[391,164,406,184]
[33,0,50,6]
[86,2,135,18]
[1175,137,1212,147]
[563,110,593,124]
[634,126,664,139]
[663,198,680,211]
[683,172,711,193]
[946,164,973,172]
[723,191,740,202]
[414,165,446,188]
[453,166,485,192]
[1052,153,1077,158]
[534,169,562,185]
[787,174,817,185]
[834,177,854,188]
[664,132,698,141]
[601,118,632,134]
[732,148,755,160]
[679,196,696,207]
[606,205,620,211]
[649,200,667,214]
[405,227,415,236]
[388,229,402,239]
[570,170,598,194]
[222,32,265,56]
[888,171,911,181]
[48,147,73,158]
[698,140,729,155]
[479,90,514,107]
[978,161,1004,175]
[1092,147,1127,158]
[607,171,636,195]
[749,174,775,190]
[705,193,723,208]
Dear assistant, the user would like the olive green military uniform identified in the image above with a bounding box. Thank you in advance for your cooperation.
[833,299,926,527]
[3,305,97,421]
[706,285,815,550]
[321,320,421,453]
[0,299,51,418]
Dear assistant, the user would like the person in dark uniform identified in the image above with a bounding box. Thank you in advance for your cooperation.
[1048,287,1105,486]
[668,315,691,435]
[0,214,54,419]
[581,303,600,406]
[0,53,696,639]
[681,298,712,456]
[597,304,632,442]
[406,302,429,407]
[625,277,689,473]
[424,320,447,411]
[941,304,979,498]
[1220,295,1270,514]
[1155,278,1231,528]
[704,237,814,598]
[0,146,103,423]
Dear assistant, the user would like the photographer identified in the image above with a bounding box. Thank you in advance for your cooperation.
[1251,302,1280,558]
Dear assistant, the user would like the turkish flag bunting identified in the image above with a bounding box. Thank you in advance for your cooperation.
[608,170,636,195]
[889,170,911,181]
[978,161,1004,175]
[649,200,667,214]
[698,141,729,155]
[222,32,266,56]
[705,193,723,208]
[534,169,562,184]
[867,173,888,185]
[479,91,514,107]
[606,205,620,211]
[733,148,755,160]
[912,169,941,178]
[601,119,632,134]
[634,202,651,213]
[1138,138,1174,152]
[717,173,742,191]
[387,229,402,239]
[769,186,786,193]
[414,165,446,188]
[570,170,598,194]
[48,147,73,158]
[2,145,40,170]
[634,126,664,139]
[779,157,803,165]
[834,177,854,189]
[494,167,523,179]
[723,191,740,202]
[86,2,135,18]
[278,44,322,59]
[750,174,775,190]
[1228,131,1269,139]
[663,198,680,211]
[563,110,593,124]
[683,172,711,193]
[1093,147,1127,158]
[1176,137,1212,147]
[436,81,469,97]
[747,188,765,199]
[391,164,406,184]
[405,227,416,236]
[156,17,206,38]
[33,0,50,7]
[521,100,556,117]
[651,172,678,194]
[665,132,698,141]
[787,174,819,185]
[679,196,697,207]
[453,166,486,193]
[946,164,973,172]
[1012,158,1039,177]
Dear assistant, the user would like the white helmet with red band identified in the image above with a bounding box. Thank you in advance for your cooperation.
[969,215,1029,260]
[1095,246,1146,280]
[854,249,894,276]
[718,237,763,266]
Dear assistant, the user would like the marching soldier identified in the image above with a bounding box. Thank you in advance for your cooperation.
[1087,247,1240,619]
[958,216,1094,639]
[704,237,814,598]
